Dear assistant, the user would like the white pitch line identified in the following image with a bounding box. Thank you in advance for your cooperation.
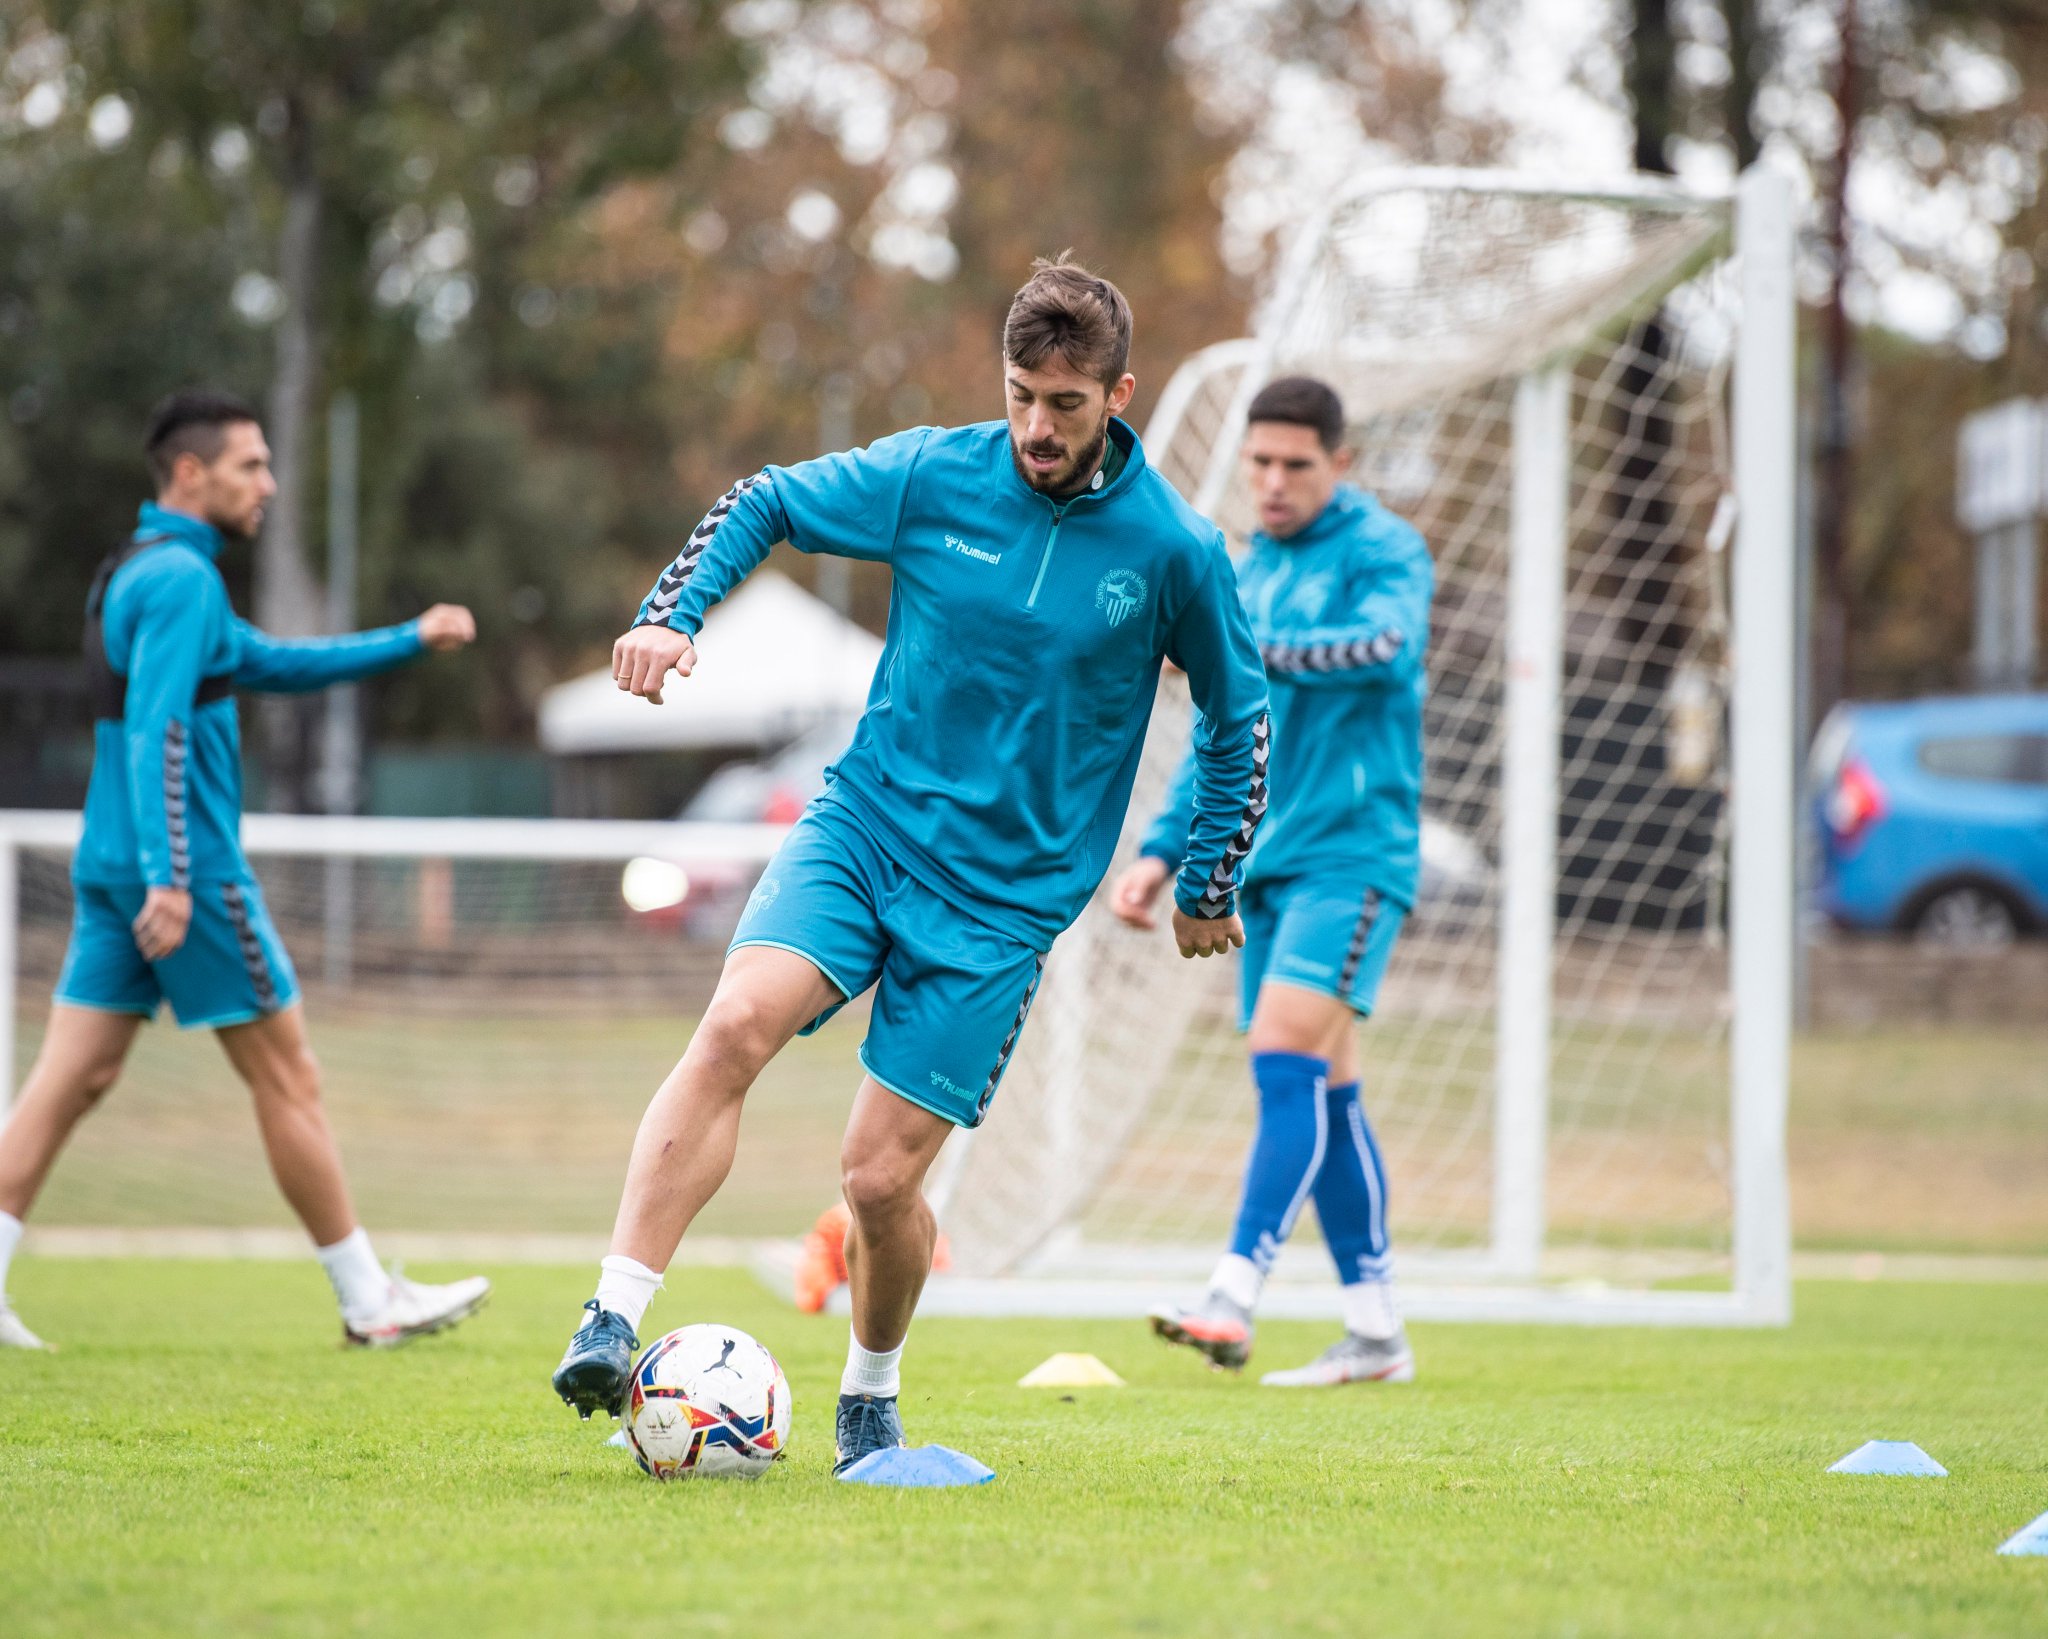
[20,1227,763,1267]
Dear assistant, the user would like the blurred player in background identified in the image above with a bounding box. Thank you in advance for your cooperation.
[553,257,1271,1474]
[0,390,490,1352]
[1113,376,1433,1386]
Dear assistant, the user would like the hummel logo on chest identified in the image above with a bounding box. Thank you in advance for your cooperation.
[945,534,1002,565]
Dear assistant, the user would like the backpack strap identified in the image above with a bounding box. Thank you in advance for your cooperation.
[83,534,235,722]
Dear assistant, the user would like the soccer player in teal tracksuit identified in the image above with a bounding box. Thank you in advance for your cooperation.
[553,259,1272,1472]
[1113,377,1433,1386]
[0,391,490,1352]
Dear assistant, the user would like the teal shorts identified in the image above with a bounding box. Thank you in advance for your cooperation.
[56,877,300,1030]
[1238,874,1406,1031]
[730,800,1048,1129]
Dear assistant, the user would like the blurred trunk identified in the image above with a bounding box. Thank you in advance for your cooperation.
[1814,0,1859,714]
[1611,316,1687,683]
[1615,0,1683,691]
[256,99,325,812]
[1566,0,1696,933]
[1629,0,1676,175]
[1724,0,1763,169]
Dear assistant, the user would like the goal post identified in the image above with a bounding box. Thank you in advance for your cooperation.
[1495,363,1569,1281]
[920,165,1797,1326]
[1729,165,1797,1327]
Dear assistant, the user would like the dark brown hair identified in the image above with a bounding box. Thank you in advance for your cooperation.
[1002,253,1133,388]
[145,389,260,486]
[1247,376,1346,453]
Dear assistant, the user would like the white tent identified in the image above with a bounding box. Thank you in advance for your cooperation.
[537,571,882,754]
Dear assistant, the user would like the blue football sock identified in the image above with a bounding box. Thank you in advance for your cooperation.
[1225,1052,1331,1275]
[1312,1080,1393,1284]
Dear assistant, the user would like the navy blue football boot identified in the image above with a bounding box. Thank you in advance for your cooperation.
[832,1392,908,1476]
[552,1300,638,1420]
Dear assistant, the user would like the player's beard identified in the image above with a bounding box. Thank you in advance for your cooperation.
[202,495,264,542]
[1010,410,1110,498]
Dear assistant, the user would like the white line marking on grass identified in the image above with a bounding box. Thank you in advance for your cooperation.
[21,1228,765,1266]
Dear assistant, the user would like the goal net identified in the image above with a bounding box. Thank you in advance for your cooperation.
[924,169,1796,1325]
[0,814,832,1250]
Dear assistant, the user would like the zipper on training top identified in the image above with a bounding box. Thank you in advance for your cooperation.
[1025,501,1066,609]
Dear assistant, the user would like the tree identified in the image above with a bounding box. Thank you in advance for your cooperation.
[12,0,755,802]
[0,26,271,651]
[1666,0,2048,698]
[1615,0,1694,691]
[573,0,1500,636]
[1,0,1507,818]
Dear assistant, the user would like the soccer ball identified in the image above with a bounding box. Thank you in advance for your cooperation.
[624,1323,791,1480]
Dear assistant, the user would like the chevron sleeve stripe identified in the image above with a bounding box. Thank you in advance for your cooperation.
[1194,711,1270,918]
[162,719,191,890]
[1260,628,1404,676]
[634,472,768,631]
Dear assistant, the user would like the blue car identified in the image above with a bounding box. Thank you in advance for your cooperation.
[1811,693,2048,945]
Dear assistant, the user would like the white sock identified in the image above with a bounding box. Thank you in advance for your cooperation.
[593,1254,663,1335]
[1340,1277,1401,1340]
[1209,1252,1263,1312]
[316,1227,390,1322]
[840,1329,903,1399]
[0,1210,23,1303]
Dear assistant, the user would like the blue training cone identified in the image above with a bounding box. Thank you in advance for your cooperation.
[837,1445,995,1487]
[1997,1511,2048,1556]
[1828,1440,1947,1476]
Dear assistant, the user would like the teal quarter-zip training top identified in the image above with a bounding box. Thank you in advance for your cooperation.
[1141,483,1433,907]
[74,502,428,890]
[634,417,1272,948]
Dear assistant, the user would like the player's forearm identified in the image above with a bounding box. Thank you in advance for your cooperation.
[1173,708,1271,920]
[1165,552,1272,918]
[634,472,782,636]
[233,621,425,694]
[1264,549,1433,690]
[1258,624,1417,688]
[124,715,192,890]
[120,616,208,890]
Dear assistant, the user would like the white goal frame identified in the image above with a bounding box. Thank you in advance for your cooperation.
[0,809,786,1123]
[0,171,1795,1330]
[907,166,1797,1327]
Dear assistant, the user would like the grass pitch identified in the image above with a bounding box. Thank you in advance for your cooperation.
[3,1263,2044,1637]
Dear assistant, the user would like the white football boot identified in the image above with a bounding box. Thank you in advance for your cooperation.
[0,1302,51,1351]
[1259,1327,1415,1387]
[343,1269,491,1348]
[1149,1289,1255,1371]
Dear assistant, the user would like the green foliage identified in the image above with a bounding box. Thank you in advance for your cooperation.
[0,0,756,742]
[0,0,1282,751]
[3,1264,2047,1637]
[0,98,270,647]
